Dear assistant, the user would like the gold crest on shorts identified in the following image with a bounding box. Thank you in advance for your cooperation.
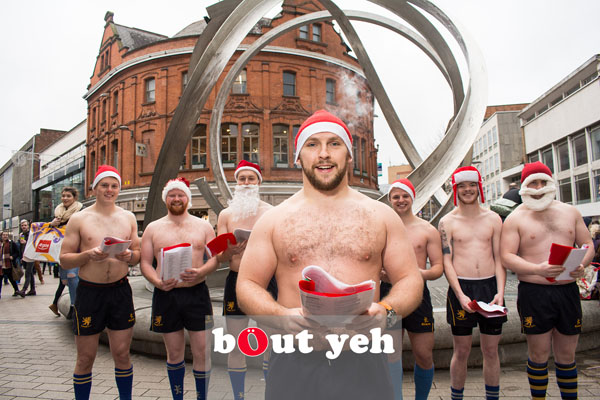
[128,313,135,323]
[456,310,467,321]
[153,316,164,327]
[421,317,432,326]
[81,316,92,328]
[575,319,582,328]
[227,301,236,312]
[523,316,535,328]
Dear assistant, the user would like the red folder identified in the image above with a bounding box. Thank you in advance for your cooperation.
[205,233,237,258]
[467,300,507,318]
[546,243,574,282]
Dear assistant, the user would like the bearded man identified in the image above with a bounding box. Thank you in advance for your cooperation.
[216,160,274,399]
[438,166,506,400]
[501,161,594,400]
[140,178,217,400]
[236,110,423,400]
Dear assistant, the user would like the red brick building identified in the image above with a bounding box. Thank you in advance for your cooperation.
[83,0,378,224]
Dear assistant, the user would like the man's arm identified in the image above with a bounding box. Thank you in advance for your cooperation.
[380,207,423,319]
[181,221,218,284]
[139,223,176,291]
[574,210,595,268]
[422,225,444,281]
[60,213,103,268]
[491,214,506,306]
[439,218,473,312]
[216,210,246,262]
[237,210,288,316]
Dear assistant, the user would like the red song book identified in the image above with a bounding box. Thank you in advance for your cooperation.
[467,300,508,318]
[205,233,237,258]
[546,243,588,282]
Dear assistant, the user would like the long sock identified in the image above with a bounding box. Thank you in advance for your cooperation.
[194,369,210,400]
[115,365,133,400]
[388,360,403,400]
[167,361,185,400]
[228,367,246,399]
[414,363,434,400]
[451,386,464,400]
[262,359,270,381]
[73,372,92,400]
[555,361,577,399]
[527,359,548,399]
[485,384,500,400]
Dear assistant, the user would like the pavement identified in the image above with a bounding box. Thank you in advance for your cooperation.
[1,271,600,399]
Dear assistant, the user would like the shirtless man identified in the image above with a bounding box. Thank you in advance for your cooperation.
[236,110,423,400]
[382,178,443,400]
[60,165,140,400]
[216,160,275,399]
[140,177,217,400]
[438,166,506,400]
[501,161,593,400]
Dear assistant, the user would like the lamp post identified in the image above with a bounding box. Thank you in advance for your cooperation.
[118,125,134,139]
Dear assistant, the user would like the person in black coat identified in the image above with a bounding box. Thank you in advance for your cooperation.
[0,231,24,298]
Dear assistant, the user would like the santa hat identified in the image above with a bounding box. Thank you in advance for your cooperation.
[92,165,121,189]
[295,109,352,162]
[388,178,415,201]
[520,161,553,188]
[162,177,192,209]
[452,166,484,205]
[234,160,262,183]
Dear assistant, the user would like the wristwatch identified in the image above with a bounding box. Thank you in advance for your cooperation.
[378,301,397,329]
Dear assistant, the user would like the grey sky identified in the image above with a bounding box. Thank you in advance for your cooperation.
[1,1,599,184]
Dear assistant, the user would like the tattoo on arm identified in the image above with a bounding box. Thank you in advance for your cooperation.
[439,221,451,254]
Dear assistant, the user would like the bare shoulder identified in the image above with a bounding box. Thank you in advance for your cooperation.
[482,208,502,227]
[144,215,167,233]
[420,218,440,236]
[439,210,456,228]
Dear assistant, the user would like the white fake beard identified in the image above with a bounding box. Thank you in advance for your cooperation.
[520,183,556,211]
[228,184,260,221]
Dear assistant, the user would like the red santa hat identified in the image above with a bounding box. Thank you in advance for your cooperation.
[92,165,121,189]
[520,161,553,187]
[234,160,262,183]
[162,177,192,209]
[452,166,484,205]
[295,109,352,162]
[388,178,415,201]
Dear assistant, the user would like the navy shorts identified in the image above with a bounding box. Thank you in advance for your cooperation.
[381,281,434,332]
[151,281,214,332]
[223,270,278,316]
[73,277,135,336]
[517,281,582,335]
[446,276,506,336]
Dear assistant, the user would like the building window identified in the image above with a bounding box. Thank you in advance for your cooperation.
[591,125,600,161]
[496,181,501,197]
[572,133,588,167]
[293,125,300,168]
[273,124,289,167]
[492,126,498,146]
[90,152,96,182]
[593,169,600,202]
[242,123,260,163]
[299,25,309,40]
[113,91,119,115]
[494,153,500,173]
[559,178,572,204]
[361,138,367,176]
[232,69,247,94]
[487,131,493,150]
[100,146,106,165]
[91,108,97,131]
[541,147,554,173]
[283,71,296,97]
[145,78,156,103]
[483,134,488,153]
[528,153,539,163]
[557,140,569,171]
[484,159,489,179]
[191,124,207,169]
[111,140,118,168]
[575,173,591,204]
[221,123,238,167]
[182,71,189,94]
[353,136,359,174]
[326,79,336,104]
[312,24,322,42]
[101,99,107,123]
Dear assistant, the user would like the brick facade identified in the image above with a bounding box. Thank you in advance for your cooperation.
[84,1,378,221]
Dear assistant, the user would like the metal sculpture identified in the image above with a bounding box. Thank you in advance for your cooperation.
[144,0,487,228]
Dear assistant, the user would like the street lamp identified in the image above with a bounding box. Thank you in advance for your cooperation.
[118,125,134,139]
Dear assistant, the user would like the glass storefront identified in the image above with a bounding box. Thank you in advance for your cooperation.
[35,171,84,222]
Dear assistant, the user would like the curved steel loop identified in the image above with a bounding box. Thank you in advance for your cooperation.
[209,8,453,201]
